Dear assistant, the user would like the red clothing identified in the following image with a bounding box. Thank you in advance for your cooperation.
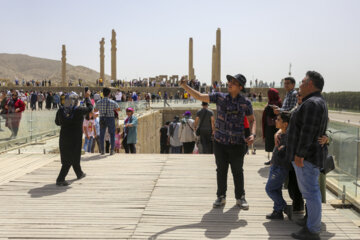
[244,116,249,129]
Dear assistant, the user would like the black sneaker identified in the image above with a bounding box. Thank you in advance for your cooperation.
[77,173,86,180]
[264,160,271,165]
[110,150,114,155]
[236,196,249,210]
[295,216,307,227]
[266,210,284,220]
[284,205,293,220]
[291,226,320,240]
[56,181,69,186]
[100,151,105,155]
[213,196,226,208]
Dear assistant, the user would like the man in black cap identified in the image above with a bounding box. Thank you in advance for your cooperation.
[180,74,256,209]
[194,102,215,154]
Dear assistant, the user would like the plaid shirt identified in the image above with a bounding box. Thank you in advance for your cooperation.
[209,92,253,145]
[286,91,328,168]
[280,89,297,111]
[95,97,119,117]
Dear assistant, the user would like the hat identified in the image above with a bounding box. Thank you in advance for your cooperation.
[201,102,209,106]
[126,107,134,112]
[226,74,247,92]
[183,111,192,116]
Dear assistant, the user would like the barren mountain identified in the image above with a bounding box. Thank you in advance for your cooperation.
[0,53,109,86]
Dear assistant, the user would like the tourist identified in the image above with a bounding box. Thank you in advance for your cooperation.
[45,92,53,110]
[83,111,96,153]
[122,107,138,153]
[37,91,44,110]
[160,121,170,154]
[55,90,92,186]
[94,87,120,155]
[287,71,328,240]
[115,127,121,153]
[91,111,101,153]
[194,102,214,154]
[180,74,256,209]
[178,111,196,153]
[262,88,282,164]
[265,112,293,220]
[168,116,182,153]
[272,77,297,114]
[4,91,25,138]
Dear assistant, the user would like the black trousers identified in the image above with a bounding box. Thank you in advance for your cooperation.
[105,140,110,153]
[160,144,170,154]
[183,142,195,153]
[56,162,83,183]
[123,137,136,153]
[199,130,213,154]
[214,141,246,199]
[288,166,305,211]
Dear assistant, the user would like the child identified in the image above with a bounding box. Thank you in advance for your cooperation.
[83,111,95,153]
[265,112,293,220]
[115,127,121,153]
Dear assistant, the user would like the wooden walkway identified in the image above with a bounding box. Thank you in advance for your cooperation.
[0,151,359,239]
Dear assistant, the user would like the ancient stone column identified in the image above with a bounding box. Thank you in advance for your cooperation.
[215,28,221,84]
[61,45,66,87]
[189,38,195,81]
[111,29,117,86]
[100,38,105,85]
[211,45,216,86]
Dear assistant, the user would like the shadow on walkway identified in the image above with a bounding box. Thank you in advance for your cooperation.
[148,205,247,239]
[28,179,77,198]
[263,220,335,239]
[258,166,270,179]
[82,154,107,161]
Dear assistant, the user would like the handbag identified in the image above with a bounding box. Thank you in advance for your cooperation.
[196,110,209,136]
[321,155,335,174]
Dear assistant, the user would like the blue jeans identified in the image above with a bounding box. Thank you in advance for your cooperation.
[292,161,321,233]
[171,146,182,153]
[99,117,115,153]
[265,165,289,212]
[83,136,93,152]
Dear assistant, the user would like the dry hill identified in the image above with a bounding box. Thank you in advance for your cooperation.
[0,53,109,86]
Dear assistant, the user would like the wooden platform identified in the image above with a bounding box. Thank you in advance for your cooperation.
[0,151,359,239]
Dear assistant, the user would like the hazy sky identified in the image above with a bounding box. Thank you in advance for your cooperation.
[1,0,359,92]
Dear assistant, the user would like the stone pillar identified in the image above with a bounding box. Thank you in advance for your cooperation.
[61,45,66,87]
[111,29,117,86]
[100,38,105,85]
[189,38,195,81]
[211,45,216,86]
[215,28,221,84]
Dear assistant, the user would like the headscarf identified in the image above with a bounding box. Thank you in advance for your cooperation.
[62,92,78,119]
[262,88,282,138]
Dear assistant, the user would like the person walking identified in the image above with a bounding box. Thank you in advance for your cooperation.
[83,111,96,153]
[178,111,196,153]
[160,121,170,153]
[168,116,182,153]
[194,102,215,154]
[55,90,92,186]
[179,74,256,209]
[94,87,120,155]
[287,71,328,240]
[262,88,282,164]
[122,107,138,153]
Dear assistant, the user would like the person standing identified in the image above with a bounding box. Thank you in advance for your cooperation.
[122,107,138,153]
[55,90,92,186]
[45,92,53,110]
[168,116,182,153]
[37,91,44,110]
[30,91,37,110]
[160,121,170,154]
[4,91,25,138]
[94,88,120,155]
[287,71,328,240]
[194,102,215,154]
[180,74,256,209]
[272,77,297,114]
[262,88,282,164]
[178,111,196,153]
[83,112,96,153]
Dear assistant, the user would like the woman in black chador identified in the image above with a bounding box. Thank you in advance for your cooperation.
[55,90,92,186]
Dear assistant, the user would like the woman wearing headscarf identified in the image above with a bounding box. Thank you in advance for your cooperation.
[55,90,92,186]
[262,88,282,164]
[122,107,138,153]
[5,91,25,138]
[179,111,196,153]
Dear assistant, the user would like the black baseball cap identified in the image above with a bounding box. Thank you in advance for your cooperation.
[226,74,247,92]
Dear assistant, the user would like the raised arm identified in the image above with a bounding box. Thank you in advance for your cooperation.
[180,77,210,103]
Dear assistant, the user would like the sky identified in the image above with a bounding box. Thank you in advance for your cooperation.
[1,0,360,92]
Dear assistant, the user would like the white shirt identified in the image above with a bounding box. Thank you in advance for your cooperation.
[178,119,196,143]
[167,122,182,147]
[115,92,122,101]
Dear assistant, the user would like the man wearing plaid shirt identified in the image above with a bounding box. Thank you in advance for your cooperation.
[286,71,328,240]
[273,77,298,114]
[94,87,120,155]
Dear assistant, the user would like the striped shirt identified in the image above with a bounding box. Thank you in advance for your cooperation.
[95,97,119,117]
[280,89,298,111]
[209,92,253,145]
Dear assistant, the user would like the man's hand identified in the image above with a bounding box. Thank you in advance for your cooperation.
[274,130,282,147]
[245,135,255,146]
[294,155,304,167]
[179,77,187,87]
[15,108,20,113]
